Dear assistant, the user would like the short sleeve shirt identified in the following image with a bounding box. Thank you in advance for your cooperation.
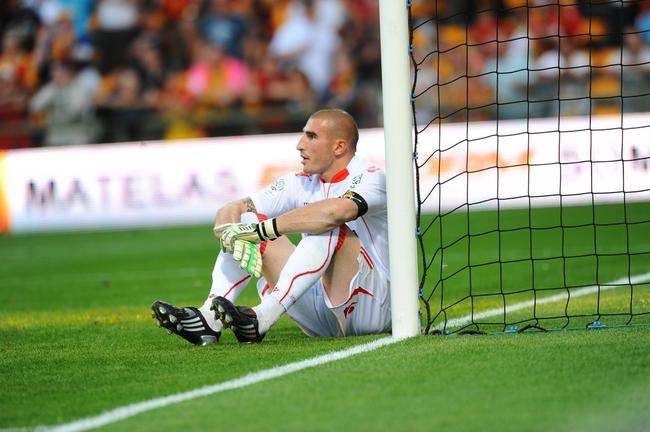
[250,156,389,277]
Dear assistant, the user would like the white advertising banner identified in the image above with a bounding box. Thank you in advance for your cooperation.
[415,114,650,213]
[0,114,648,233]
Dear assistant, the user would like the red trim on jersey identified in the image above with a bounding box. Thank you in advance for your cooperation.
[360,215,382,264]
[334,225,347,254]
[359,246,374,269]
[223,274,251,298]
[278,231,335,303]
[343,302,357,318]
[320,167,349,183]
[350,286,373,299]
[295,172,311,177]
[343,286,374,307]
[255,213,269,255]
[261,283,271,297]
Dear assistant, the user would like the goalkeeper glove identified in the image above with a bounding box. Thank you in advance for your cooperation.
[232,239,262,278]
[219,219,280,253]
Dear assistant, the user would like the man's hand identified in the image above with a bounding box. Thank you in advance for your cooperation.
[219,220,280,252]
[232,239,262,278]
[213,223,238,253]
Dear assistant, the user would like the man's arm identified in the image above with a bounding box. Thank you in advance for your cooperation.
[214,197,257,231]
[274,197,359,235]
[218,196,360,249]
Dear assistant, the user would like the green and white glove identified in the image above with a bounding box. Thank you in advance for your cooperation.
[232,239,262,278]
[219,219,280,253]
[213,223,235,252]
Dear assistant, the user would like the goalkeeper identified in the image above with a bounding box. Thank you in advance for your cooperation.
[152,109,391,344]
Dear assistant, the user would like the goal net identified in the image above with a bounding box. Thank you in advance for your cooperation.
[408,1,650,334]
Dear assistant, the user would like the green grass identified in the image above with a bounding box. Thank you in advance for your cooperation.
[419,202,650,332]
[1,204,650,431]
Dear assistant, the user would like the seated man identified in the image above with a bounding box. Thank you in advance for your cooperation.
[152,109,391,344]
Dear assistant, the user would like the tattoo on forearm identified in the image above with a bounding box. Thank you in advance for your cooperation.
[243,197,257,213]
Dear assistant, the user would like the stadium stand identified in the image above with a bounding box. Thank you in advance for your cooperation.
[0,0,648,148]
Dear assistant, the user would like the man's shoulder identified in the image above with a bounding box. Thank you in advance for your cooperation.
[349,156,385,176]
[348,159,386,187]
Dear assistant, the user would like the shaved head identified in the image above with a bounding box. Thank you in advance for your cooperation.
[309,109,359,151]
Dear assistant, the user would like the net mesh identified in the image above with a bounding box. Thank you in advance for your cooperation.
[408,0,650,334]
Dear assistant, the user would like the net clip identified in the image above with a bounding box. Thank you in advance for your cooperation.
[504,325,519,333]
[587,320,607,330]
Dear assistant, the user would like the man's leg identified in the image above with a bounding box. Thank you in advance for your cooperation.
[263,230,390,337]
[213,226,361,341]
[152,213,258,344]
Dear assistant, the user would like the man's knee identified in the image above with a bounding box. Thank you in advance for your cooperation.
[260,236,294,288]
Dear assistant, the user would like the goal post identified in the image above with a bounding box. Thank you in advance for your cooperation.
[378,0,421,338]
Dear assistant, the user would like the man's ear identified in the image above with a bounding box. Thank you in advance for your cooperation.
[333,139,348,156]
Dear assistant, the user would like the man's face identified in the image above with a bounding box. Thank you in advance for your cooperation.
[296,117,336,175]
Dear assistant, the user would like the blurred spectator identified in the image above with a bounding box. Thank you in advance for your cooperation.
[183,39,248,110]
[95,66,156,142]
[1,0,649,147]
[0,71,32,148]
[1,0,41,50]
[199,0,249,59]
[0,30,39,92]
[531,36,590,117]
[26,0,94,41]
[269,0,340,100]
[158,70,207,140]
[601,27,650,113]
[71,42,101,100]
[129,38,168,107]
[29,61,97,146]
[639,2,650,45]
[481,9,531,120]
[23,0,62,28]
[57,0,94,41]
[31,9,77,78]
[91,0,140,73]
[324,50,359,113]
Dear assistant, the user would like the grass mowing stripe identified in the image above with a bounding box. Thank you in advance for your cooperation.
[26,336,400,432]
[436,272,650,331]
[0,267,207,284]
[3,306,152,329]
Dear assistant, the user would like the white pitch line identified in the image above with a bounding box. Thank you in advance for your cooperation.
[436,272,650,330]
[17,336,401,432]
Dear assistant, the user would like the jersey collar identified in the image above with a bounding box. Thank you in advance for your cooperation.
[320,167,349,183]
[319,156,361,183]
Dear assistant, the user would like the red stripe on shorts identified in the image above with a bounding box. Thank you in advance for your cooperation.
[359,246,374,269]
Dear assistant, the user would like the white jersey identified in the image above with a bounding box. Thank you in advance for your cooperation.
[250,156,389,279]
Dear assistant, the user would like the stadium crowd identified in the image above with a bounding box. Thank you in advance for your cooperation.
[0,0,649,148]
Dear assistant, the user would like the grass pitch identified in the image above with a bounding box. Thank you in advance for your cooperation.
[1,204,650,431]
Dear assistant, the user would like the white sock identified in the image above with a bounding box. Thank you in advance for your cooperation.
[199,212,260,332]
[198,304,223,333]
[268,227,343,312]
[253,296,286,335]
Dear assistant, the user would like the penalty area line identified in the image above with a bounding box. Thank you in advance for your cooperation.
[436,272,650,331]
[17,336,401,432]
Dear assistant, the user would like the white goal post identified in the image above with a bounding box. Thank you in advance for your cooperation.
[378,0,421,338]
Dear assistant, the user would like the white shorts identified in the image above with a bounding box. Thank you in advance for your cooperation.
[257,252,391,337]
